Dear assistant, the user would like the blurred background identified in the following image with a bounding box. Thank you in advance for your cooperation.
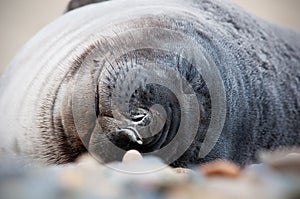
[0,0,299,73]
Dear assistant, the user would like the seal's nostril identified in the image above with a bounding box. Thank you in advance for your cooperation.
[131,114,146,122]
[130,108,152,126]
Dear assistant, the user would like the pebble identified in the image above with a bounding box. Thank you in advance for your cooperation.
[198,159,241,177]
[122,150,143,164]
[0,148,299,199]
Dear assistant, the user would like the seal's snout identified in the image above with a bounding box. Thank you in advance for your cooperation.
[107,106,170,152]
[107,108,153,148]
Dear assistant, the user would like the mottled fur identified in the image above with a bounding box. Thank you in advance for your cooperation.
[0,0,299,166]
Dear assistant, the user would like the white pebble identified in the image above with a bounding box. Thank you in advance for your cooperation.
[122,150,143,164]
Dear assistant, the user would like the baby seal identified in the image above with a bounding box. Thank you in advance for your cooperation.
[0,0,299,167]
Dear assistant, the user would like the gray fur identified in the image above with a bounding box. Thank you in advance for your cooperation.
[0,0,299,166]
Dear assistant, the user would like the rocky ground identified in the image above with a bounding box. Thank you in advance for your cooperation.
[0,148,300,199]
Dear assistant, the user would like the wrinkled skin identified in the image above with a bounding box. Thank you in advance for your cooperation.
[0,0,299,167]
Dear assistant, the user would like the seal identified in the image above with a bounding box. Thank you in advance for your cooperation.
[0,0,299,166]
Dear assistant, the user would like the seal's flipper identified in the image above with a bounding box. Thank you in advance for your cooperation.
[66,0,109,12]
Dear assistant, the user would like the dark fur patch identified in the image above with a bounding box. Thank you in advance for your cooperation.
[66,0,109,12]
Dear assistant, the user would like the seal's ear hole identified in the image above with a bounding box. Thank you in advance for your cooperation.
[66,0,109,12]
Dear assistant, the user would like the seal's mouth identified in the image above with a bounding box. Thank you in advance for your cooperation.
[115,126,143,145]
